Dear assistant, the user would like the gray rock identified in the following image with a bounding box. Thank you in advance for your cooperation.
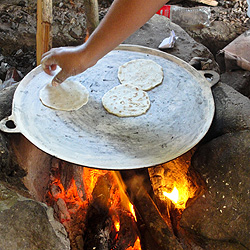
[180,130,250,249]
[0,181,27,211]
[205,82,250,140]
[220,70,250,98]
[124,15,220,72]
[204,239,248,250]
[184,20,249,55]
[0,196,70,250]
[0,87,69,250]
[0,1,87,56]
[0,84,17,120]
[0,84,27,189]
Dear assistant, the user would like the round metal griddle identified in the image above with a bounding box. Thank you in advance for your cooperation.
[0,45,216,170]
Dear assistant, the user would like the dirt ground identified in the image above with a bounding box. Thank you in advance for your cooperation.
[0,0,249,83]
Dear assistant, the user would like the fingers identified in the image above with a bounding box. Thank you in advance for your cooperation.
[41,46,86,86]
[41,50,69,86]
[41,55,57,76]
[41,48,61,75]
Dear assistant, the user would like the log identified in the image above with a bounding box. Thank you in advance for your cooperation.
[36,0,53,65]
[46,158,86,212]
[83,173,112,250]
[112,209,138,250]
[121,169,184,250]
[83,172,139,250]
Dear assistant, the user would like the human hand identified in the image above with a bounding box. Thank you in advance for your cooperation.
[41,45,94,86]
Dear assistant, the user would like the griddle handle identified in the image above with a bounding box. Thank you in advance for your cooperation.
[0,115,20,133]
[199,70,220,87]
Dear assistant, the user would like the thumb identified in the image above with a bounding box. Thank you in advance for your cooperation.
[51,69,70,86]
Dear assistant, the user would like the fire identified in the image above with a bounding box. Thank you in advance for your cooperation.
[162,184,193,210]
[114,220,120,232]
[163,186,179,204]
[129,203,137,221]
[46,163,142,249]
[148,151,199,210]
[48,178,84,207]
[127,237,141,250]
[82,168,107,199]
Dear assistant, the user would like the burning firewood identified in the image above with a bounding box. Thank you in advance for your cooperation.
[83,172,139,250]
[83,174,112,249]
[121,170,184,250]
[45,162,140,250]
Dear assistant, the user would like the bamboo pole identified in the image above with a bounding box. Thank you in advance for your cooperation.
[36,0,53,65]
[83,0,99,36]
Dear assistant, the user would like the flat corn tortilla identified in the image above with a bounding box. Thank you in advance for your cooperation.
[102,84,150,117]
[39,79,89,111]
[118,59,164,91]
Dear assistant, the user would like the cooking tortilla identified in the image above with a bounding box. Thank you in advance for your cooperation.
[118,59,164,91]
[102,84,150,117]
[39,79,89,111]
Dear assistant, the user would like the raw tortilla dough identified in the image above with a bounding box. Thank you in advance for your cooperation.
[102,84,150,117]
[118,59,164,91]
[39,79,89,111]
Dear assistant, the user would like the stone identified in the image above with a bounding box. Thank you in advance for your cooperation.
[0,84,17,120]
[205,82,250,140]
[204,239,248,250]
[0,1,86,56]
[184,17,249,56]
[180,130,250,249]
[0,181,26,211]
[0,188,70,250]
[0,84,27,189]
[124,15,220,72]
[220,70,250,98]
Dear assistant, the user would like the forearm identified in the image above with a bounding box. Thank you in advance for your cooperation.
[41,0,168,85]
[83,0,167,64]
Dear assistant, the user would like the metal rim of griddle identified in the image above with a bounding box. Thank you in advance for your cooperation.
[0,44,217,170]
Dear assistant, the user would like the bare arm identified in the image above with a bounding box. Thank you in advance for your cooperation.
[41,0,168,85]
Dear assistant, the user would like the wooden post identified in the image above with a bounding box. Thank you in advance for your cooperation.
[83,0,99,36]
[36,0,53,65]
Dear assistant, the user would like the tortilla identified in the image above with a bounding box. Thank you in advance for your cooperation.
[102,84,150,117]
[39,79,89,111]
[118,59,164,91]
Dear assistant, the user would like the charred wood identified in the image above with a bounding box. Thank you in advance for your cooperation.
[121,170,184,250]
[83,173,112,250]
[83,172,139,250]
[111,209,138,250]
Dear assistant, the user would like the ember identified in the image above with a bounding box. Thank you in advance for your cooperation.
[45,158,141,250]
[43,151,203,249]
[149,151,201,210]
[163,186,179,204]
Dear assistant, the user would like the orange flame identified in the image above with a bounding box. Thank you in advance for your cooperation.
[47,168,142,250]
[126,237,141,250]
[163,185,191,209]
[114,220,120,232]
[50,178,84,207]
[163,186,179,204]
[85,30,90,42]
[129,203,137,221]
[82,168,107,199]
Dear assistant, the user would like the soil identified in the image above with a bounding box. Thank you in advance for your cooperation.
[0,0,249,84]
